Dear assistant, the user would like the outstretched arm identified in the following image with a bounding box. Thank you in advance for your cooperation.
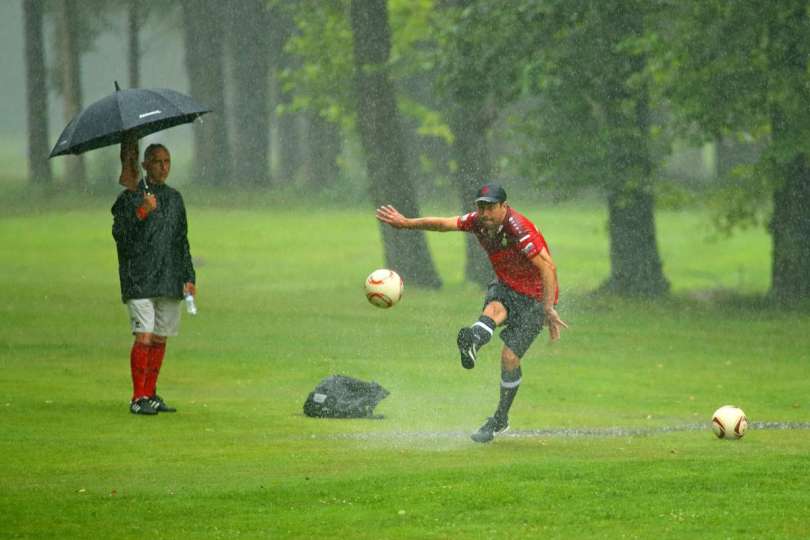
[376,205,459,232]
[530,247,568,341]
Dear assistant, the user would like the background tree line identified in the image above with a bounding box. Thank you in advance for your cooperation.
[20,0,810,303]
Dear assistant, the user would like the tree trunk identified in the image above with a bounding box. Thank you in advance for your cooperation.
[56,0,85,186]
[603,186,669,296]
[268,5,302,184]
[766,11,810,303]
[449,102,494,287]
[228,0,270,186]
[127,0,140,88]
[276,76,303,184]
[769,155,810,302]
[23,0,52,185]
[276,106,303,183]
[182,0,231,185]
[594,31,670,297]
[305,112,341,190]
[601,81,669,297]
[350,0,441,288]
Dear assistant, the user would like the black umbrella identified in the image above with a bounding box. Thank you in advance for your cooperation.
[49,82,210,158]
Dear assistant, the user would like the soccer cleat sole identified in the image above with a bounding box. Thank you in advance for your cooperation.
[456,327,477,369]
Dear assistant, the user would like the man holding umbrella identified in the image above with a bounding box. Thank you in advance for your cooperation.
[49,83,208,415]
[113,134,196,415]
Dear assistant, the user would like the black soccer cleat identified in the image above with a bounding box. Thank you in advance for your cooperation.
[148,394,177,413]
[470,416,509,443]
[457,327,479,369]
[130,397,158,415]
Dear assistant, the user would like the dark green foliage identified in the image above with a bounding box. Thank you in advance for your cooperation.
[440,1,670,295]
[350,0,442,288]
[651,1,810,301]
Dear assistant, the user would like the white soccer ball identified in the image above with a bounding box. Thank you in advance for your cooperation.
[711,405,748,439]
[364,269,403,308]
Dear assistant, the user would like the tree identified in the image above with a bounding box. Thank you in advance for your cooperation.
[350,0,441,288]
[505,0,669,296]
[55,0,86,186]
[23,0,52,185]
[305,111,342,189]
[433,1,525,287]
[446,104,495,287]
[126,0,140,88]
[267,3,304,184]
[435,2,671,296]
[286,1,493,285]
[181,0,231,185]
[654,1,810,302]
[269,3,343,189]
[229,0,271,185]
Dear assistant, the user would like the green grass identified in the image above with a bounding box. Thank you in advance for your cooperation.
[1,194,808,539]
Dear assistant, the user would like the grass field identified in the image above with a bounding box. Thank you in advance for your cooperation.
[1,192,809,539]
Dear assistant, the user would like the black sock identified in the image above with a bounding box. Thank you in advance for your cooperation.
[471,315,496,346]
[495,366,522,421]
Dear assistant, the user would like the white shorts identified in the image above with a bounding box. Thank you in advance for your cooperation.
[126,297,182,336]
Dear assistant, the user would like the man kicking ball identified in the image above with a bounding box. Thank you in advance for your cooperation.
[375,183,567,442]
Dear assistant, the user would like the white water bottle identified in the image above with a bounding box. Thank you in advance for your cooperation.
[184,294,197,315]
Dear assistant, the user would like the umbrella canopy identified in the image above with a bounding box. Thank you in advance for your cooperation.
[49,83,210,158]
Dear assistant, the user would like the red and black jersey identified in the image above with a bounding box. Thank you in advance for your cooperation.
[457,207,557,302]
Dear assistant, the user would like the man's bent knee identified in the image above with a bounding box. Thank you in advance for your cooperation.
[484,301,508,325]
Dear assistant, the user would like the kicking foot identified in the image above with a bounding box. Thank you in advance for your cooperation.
[457,327,479,369]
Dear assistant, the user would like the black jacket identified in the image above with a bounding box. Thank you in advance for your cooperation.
[112,182,195,302]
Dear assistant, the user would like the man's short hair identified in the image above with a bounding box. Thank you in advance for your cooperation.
[144,143,169,161]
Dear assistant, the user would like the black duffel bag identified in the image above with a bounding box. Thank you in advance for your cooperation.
[303,374,389,418]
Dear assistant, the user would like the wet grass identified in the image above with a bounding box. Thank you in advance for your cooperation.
[1,195,808,538]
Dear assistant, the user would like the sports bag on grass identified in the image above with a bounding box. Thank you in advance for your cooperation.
[303,374,389,418]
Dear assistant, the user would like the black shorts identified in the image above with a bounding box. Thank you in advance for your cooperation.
[483,280,545,358]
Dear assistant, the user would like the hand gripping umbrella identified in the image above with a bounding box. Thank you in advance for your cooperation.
[49,82,210,158]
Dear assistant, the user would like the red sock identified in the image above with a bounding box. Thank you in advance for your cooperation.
[144,342,166,397]
[130,342,150,400]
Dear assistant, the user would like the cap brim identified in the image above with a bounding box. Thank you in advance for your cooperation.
[475,196,502,203]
